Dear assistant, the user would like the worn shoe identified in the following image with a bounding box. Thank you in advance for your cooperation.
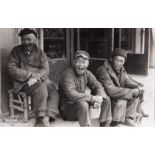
[35,116,50,127]
[100,120,111,127]
[110,121,121,127]
[141,110,149,117]
[49,117,55,122]
[100,122,106,127]
[124,118,135,127]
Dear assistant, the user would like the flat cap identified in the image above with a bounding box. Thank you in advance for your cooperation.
[111,48,128,59]
[74,50,90,59]
[19,28,37,37]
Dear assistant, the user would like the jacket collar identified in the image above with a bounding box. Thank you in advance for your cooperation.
[22,44,37,56]
[104,60,125,86]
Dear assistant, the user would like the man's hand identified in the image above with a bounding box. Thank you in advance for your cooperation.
[138,86,145,95]
[102,93,107,100]
[27,78,37,86]
[31,73,41,81]
[132,88,140,97]
[93,102,101,108]
[91,95,103,104]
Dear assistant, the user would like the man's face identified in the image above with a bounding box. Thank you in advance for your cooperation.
[112,56,125,72]
[73,56,89,75]
[21,33,36,48]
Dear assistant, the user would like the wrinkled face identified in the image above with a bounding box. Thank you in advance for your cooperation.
[73,57,89,75]
[21,33,36,48]
[112,56,125,72]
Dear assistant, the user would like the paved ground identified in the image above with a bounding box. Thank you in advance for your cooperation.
[131,69,155,127]
[0,69,154,127]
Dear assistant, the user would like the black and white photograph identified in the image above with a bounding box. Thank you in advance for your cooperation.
[0,28,154,127]
[0,1,155,155]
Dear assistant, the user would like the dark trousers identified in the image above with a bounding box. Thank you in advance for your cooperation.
[23,82,59,119]
[59,96,112,127]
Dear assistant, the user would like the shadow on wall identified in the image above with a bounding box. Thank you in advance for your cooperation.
[0,28,19,115]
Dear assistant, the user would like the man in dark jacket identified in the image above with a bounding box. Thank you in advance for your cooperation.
[58,50,112,127]
[8,28,59,127]
[96,48,148,127]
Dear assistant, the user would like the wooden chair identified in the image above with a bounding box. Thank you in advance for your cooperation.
[8,89,31,122]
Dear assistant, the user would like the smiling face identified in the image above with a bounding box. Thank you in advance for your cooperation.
[73,56,89,75]
[21,33,36,48]
[112,56,125,73]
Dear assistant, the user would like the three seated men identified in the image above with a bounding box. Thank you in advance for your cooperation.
[8,28,148,127]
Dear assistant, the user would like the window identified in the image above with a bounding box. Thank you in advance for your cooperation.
[79,28,110,59]
[43,28,66,59]
[115,28,145,54]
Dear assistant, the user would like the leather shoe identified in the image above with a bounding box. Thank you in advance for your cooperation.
[35,116,50,127]
[141,110,149,117]
[124,118,135,127]
[110,121,121,127]
[49,117,55,122]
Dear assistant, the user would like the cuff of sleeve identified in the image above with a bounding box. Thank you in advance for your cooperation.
[31,73,41,80]
[26,71,32,80]
[90,95,94,105]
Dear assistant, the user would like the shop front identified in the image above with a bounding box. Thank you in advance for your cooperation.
[37,28,150,85]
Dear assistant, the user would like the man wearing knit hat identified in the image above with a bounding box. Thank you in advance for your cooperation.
[58,50,112,127]
[8,28,59,127]
[96,48,148,127]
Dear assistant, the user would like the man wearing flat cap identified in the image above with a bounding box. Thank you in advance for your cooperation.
[8,28,59,127]
[96,48,148,127]
[58,50,112,127]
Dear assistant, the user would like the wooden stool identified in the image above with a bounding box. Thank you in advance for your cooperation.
[8,89,31,122]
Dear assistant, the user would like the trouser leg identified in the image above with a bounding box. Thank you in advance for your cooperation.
[126,97,139,119]
[76,101,90,126]
[61,101,90,127]
[112,100,127,122]
[47,83,59,119]
[99,96,112,126]
[23,82,48,118]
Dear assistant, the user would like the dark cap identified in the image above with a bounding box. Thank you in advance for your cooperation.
[74,50,90,59]
[111,48,128,59]
[19,28,37,37]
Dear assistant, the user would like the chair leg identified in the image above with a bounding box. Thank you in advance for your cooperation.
[23,94,28,122]
[8,89,31,123]
[9,91,15,119]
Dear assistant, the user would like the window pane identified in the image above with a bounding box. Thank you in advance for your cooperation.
[120,28,145,54]
[80,28,109,58]
[121,28,134,52]
[43,28,66,59]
